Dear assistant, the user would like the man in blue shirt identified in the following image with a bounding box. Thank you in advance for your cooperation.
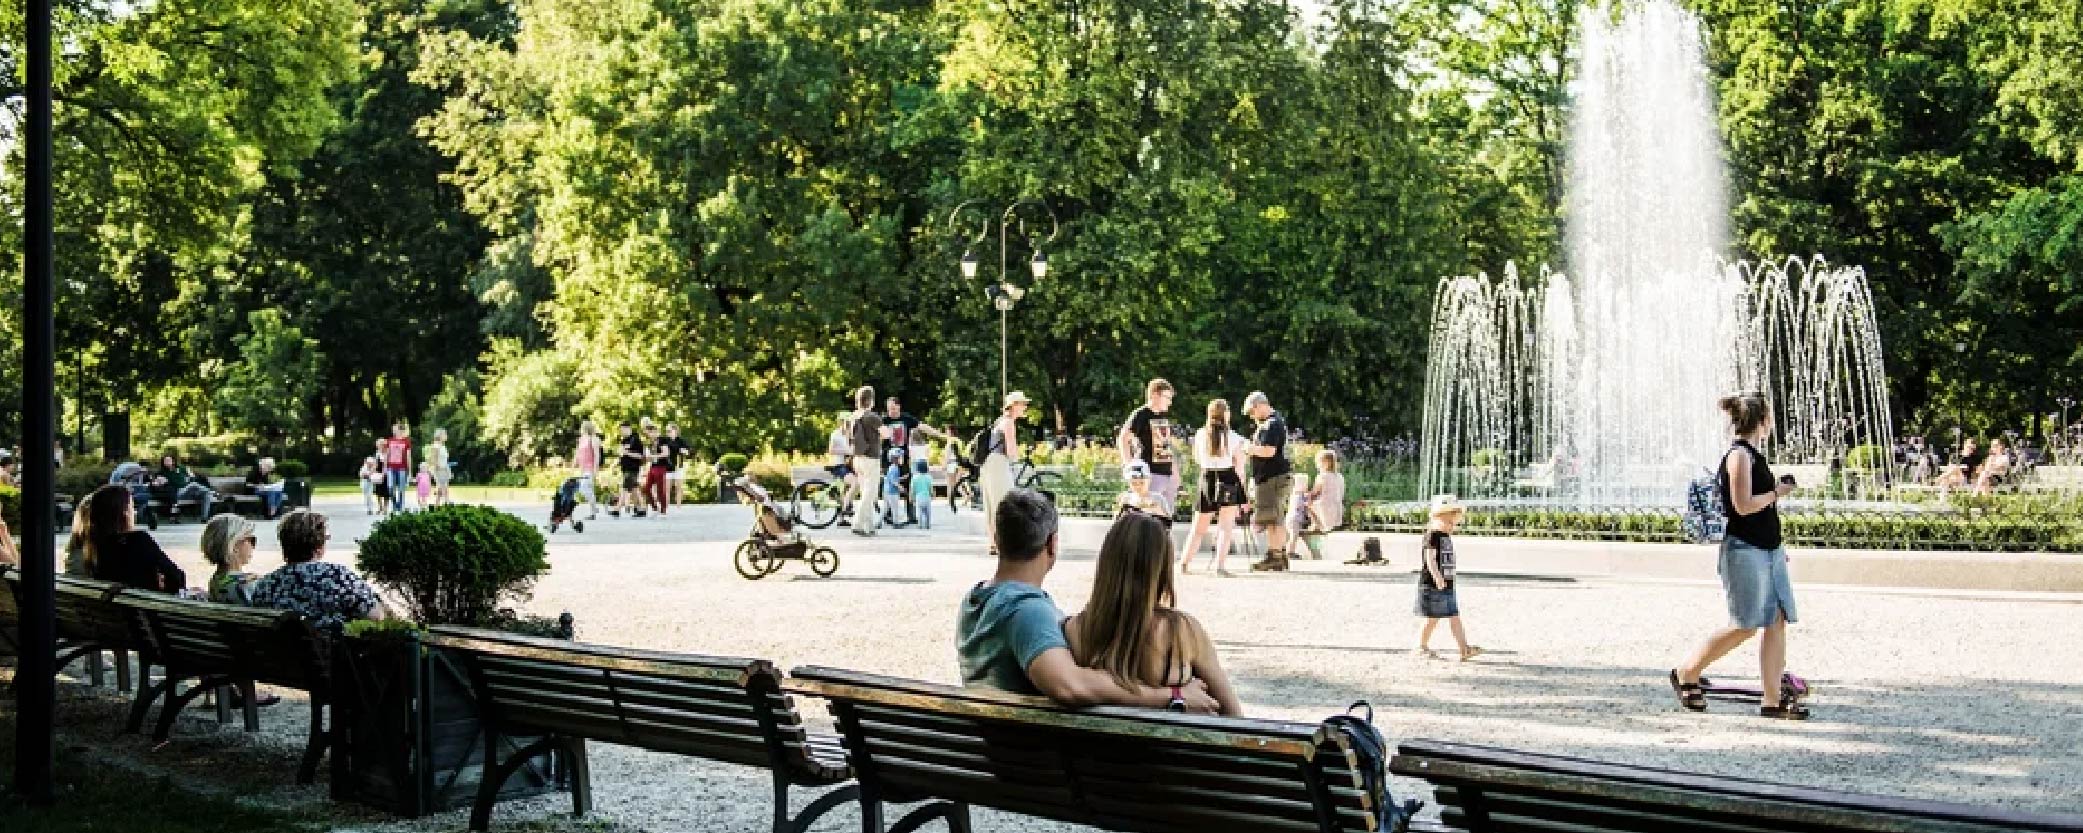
[957,489,1218,711]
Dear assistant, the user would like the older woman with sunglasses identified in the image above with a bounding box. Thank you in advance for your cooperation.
[201,514,263,605]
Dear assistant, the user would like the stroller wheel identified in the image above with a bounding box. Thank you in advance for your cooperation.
[574,521,585,533]
[808,546,840,578]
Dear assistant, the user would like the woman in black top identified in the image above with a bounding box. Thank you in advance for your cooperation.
[72,484,186,592]
[1670,394,1807,720]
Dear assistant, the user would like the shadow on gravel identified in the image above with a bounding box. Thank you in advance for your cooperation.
[788,575,937,585]
[1237,659,2083,816]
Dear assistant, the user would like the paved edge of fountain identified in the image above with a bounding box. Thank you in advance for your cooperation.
[949,513,2083,594]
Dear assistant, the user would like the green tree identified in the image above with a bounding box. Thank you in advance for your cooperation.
[214,310,326,439]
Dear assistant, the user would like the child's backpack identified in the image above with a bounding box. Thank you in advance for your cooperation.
[1681,465,1726,544]
[1320,701,1421,832]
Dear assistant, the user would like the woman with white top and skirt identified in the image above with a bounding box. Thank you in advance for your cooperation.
[1178,398,1250,576]
[979,391,1031,553]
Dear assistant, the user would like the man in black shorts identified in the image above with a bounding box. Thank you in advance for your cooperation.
[612,420,648,517]
[1244,391,1294,572]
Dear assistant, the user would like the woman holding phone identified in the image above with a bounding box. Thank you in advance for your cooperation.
[1670,392,1808,720]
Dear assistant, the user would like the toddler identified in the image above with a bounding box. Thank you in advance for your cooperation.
[415,461,434,510]
[1416,494,1483,662]
[881,448,906,525]
[1115,461,1171,522]
[911,453,935,529]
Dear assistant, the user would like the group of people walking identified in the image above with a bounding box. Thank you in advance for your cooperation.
[357,423,452,515]
[566,418,693,520]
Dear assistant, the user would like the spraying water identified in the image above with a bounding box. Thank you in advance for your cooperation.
[1419,0,1894,506]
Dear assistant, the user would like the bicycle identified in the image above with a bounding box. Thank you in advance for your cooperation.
[790,462,855,530]
[945,446,1062,511]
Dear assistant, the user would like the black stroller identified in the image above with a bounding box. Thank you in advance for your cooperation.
[549,476,586,533]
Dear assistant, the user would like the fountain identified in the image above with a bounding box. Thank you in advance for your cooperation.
[1419,0,1895,507]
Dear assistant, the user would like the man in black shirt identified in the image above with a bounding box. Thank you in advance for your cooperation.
[664,424,694,505]
[881,397,949,524]
[1116,379,1179,516]
[612,421,648,517]
[1243,391,1294,572]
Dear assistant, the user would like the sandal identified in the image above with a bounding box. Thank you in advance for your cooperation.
[1669,669,1707,712]
[1459,646,1486,662]
[1418,648,1441,660]
[1759,703,1811,720]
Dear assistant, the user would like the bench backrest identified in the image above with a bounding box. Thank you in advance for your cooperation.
[114,591,328,692]
[426,626,825,774]
[208,476,251,496]
[49,574,145,650]
[788,667,1380,833]
[1390,739,2083,833]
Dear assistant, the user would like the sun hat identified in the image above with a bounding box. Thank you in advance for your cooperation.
[1428,493,1466,518]
[1122,460,1151,480]
[1002,391,1033,411]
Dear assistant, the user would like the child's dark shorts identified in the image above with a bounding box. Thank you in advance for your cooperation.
[1415,586,1460,618]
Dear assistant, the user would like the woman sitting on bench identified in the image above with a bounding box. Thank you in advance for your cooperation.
[1064,511,1244,716]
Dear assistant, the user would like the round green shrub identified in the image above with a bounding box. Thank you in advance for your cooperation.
[276,459,310,479]
[718,453,750,474]
[356,504,550,627]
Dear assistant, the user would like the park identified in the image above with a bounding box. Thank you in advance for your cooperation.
[6,0,2083,831]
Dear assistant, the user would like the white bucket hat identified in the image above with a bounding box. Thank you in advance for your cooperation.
[1428,493,1466,518]
[1002,391,1033,411]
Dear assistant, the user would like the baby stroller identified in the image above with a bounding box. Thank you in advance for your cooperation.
[733,477,838,580]
[549,477,586,533]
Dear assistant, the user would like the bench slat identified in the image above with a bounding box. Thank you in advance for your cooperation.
[428,626,763,684]
[490,701,772,768]
[477,663,760,720]
[1460,790,1788,833]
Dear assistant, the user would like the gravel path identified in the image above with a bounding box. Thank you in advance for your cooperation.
[19,497,2083,831]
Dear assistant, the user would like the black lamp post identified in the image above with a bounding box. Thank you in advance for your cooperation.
[945,200,1059,402]
[16,0,60,804]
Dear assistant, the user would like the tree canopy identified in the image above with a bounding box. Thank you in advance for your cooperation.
[5,0,2079,465]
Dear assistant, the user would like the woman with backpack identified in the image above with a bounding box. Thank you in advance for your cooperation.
[1670,392,1808,720]
[978,391,1030,552]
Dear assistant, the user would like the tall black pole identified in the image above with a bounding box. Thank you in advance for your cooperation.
[15,0,60,805]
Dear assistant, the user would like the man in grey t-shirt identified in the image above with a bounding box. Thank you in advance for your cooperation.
[957,489,1218,711]
[849,385,887,535]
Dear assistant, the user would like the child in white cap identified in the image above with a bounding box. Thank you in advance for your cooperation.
[1114,460,1171,522]
[1416,494,1484,661]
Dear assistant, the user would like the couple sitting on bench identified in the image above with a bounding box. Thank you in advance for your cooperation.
[957,489,1239,715]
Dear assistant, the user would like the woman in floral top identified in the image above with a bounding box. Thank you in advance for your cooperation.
[249,509,390,633]
[202,514,261,605]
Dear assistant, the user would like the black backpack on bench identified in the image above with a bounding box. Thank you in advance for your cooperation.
[1321,700,1421,831]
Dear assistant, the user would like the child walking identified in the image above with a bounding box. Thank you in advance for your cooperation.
[415,461,434,511]
[1416,494,1484,662]
[909,445,935,529]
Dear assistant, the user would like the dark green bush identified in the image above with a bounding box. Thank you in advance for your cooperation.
[718,453,750,474]
[356,504,550,626]
[276,459,309,478]
[55,464,115,500]
[154,434,260,468]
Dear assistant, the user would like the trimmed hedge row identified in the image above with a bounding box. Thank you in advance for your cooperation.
[1049,488,2083,553]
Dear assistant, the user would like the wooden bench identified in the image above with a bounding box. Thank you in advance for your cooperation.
[1389,739,2083,832]
[208,476,266,517]
[115,591,334,783]
[788,666,1386,833]
[424,626,855,832]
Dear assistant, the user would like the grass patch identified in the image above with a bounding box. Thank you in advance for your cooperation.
[0,714,320,832]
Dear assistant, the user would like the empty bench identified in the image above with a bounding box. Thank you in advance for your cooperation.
[788,666,1387,833]
[424,626,855,832]
[1390,739,2083,833]
[1,570,151,694]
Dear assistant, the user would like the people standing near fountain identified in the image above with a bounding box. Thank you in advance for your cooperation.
[1117,379,1181,513]
[1178,399,1248,576]
[1243,392,1294,572]
[1671,393,1808,720]
[1415,495,1482,661]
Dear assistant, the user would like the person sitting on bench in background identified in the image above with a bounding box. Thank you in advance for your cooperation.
[152,453,216,522]
[956,488,1219,713]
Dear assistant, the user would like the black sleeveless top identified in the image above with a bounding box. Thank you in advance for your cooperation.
[1718,440,1782,550]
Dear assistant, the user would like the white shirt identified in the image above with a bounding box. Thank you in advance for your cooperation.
[1193,428,1248,470]
[828,428,852,465]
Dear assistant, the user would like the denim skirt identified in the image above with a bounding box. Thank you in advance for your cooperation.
[1719,538,1797,629]
[1414,586,1460,619]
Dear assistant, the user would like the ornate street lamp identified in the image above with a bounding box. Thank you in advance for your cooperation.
[945,200,1060,402]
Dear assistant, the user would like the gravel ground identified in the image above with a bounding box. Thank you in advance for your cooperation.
[15,497,2083,831]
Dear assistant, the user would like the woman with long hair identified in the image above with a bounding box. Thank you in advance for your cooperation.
[1178,399,1249,576]
[1671,393,1808,720]
[70,484,185,592]
[1065,511,1242,716]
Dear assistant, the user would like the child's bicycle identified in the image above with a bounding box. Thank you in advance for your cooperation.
[732,477,839,580]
